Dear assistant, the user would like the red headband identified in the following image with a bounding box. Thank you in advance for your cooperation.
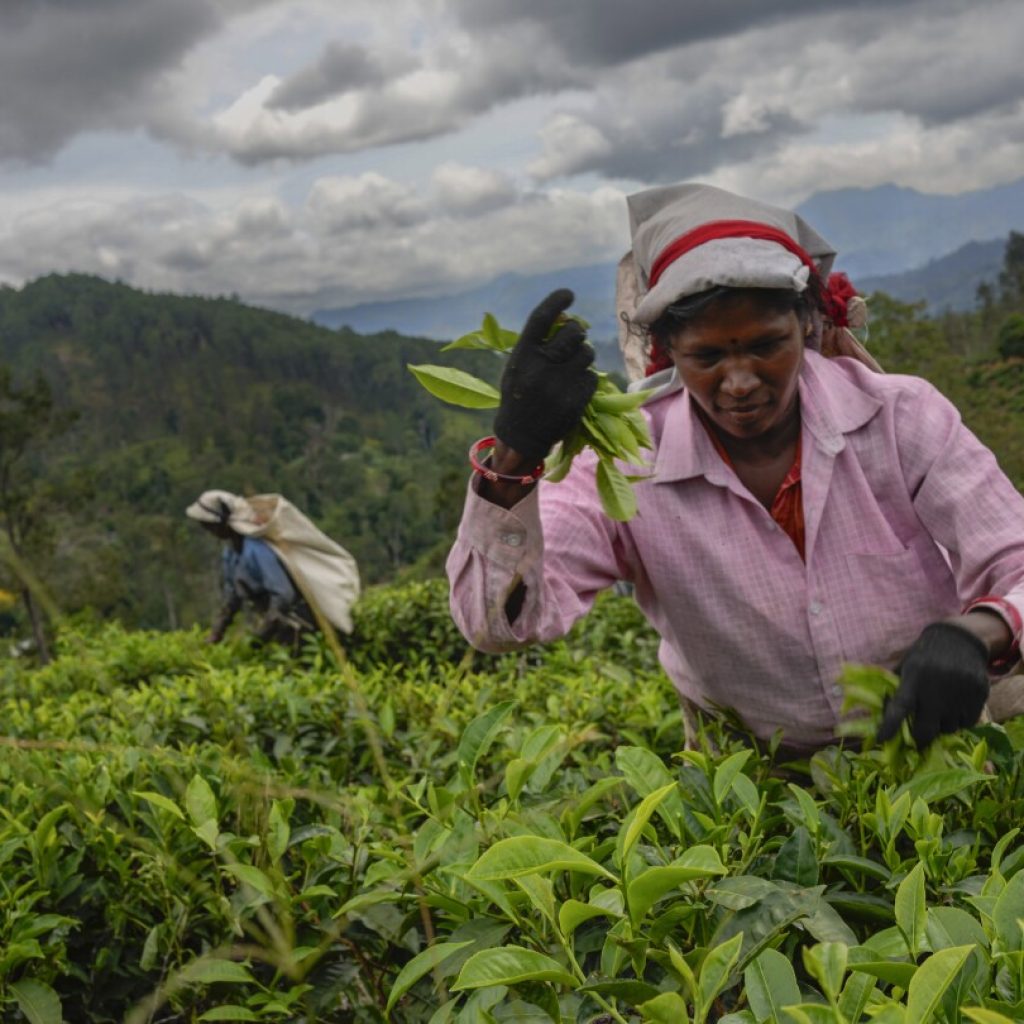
[648,218,818,288]
[642,222,862,377]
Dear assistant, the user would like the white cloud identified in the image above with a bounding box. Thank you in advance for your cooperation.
[0,175,628,314]
[430,162,516,216]
[2,0,1024,309]
[305,173,429,232]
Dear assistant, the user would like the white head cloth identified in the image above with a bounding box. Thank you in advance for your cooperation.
[617,183,840,380]
[185,490,261,533]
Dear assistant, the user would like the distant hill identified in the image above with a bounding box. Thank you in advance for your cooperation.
[313,262,625,370]
[795,179,1024,278]
[857,238,1006,312]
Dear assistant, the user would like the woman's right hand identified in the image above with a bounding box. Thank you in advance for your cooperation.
[493,289,597,463]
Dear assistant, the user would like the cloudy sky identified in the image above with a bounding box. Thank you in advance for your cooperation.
[1,0,1022,315]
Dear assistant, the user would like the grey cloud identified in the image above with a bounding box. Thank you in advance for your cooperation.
[446,0,921,67]
[0,0,221,163]
[0,179,627,315]
[531,78,807,183]
[220,24,578,164]
[841,10,1024,127]
[267,42,414,111]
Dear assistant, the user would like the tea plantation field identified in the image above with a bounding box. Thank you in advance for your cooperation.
[2,580,1024,1023]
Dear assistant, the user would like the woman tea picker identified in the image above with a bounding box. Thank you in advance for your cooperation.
[447,182,1024,754]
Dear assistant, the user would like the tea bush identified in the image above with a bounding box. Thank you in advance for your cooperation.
[2,580,1023,1023]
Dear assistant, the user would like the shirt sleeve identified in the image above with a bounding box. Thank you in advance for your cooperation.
[446,451,631,653]
[895,378,1024,650]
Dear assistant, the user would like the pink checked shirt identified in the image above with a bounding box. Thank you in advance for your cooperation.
[447,351,1024,749]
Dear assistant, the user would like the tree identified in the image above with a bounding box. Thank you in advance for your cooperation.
[999,231,1024,305]
[997,313,1024,359]
[0,366,75,661]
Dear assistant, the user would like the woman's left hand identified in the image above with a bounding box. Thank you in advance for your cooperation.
[878,621,990,747]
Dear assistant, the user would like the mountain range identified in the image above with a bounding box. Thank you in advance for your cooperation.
[313,178,1024,350]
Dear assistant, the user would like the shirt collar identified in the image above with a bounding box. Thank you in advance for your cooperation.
[652,349,883,485]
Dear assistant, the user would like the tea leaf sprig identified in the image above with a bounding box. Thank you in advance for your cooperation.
[408,312,655,521]
[836,663,917,772]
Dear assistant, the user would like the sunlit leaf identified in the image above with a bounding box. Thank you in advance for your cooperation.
[133,790,185,821]
[407,364,500,408]
[627,846,727,924]
[745,948,801,1023]
[467,835,614,881]
[386,941,473,1012]
[452,946,577,990]
[905,945,973,1023]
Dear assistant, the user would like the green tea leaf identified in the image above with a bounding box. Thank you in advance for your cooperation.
[620,782,677,866]
[596,457,637,521]
[993,864,1024,952]
[558,898,619,935]
[774,827,818,887]
[713,750,752,805]
[847,959,916,987]
[10,979,62,1024]
[407,364,500,408]
[802,942,847,1002]
[386,941,473,1012]
[266,800,289,865]
[787,784,821,835]
[895,862,927,957]
[782,1006,844,1024]
[185,774,218,828]
[590,389,656,414]
[579,979,661,1004]
[467,835,614,881]
[894,768,988,804]
[745,947,801,1023]
[837,970,877,1024]
[197,1009,259,1022]
[133,790,185,820]
[638,991,690,1023]
[699,932,743,1014]
[627,846,727,925]
[962,1010,1019,1024]
[451,947,577,991]
[224,863,276,898]
[457,700,517,784]
[905,945,973,1022]
[615,746,685,840]
[182,959,256,985]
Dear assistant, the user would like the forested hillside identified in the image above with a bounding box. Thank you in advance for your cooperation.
[0,274,493,631]
[2,235,1024,639]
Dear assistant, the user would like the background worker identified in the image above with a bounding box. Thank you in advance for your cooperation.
[187,490,314,647]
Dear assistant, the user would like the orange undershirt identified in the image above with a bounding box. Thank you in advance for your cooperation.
[700,417,806,560]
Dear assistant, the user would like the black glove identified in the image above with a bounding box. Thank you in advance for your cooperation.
[877,622,990,748]
[493,289,597,462]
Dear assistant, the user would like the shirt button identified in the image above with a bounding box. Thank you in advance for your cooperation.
[765,520,778,531]
[832,684,843,697]
[809,600,823,616]
[501,532,523,547]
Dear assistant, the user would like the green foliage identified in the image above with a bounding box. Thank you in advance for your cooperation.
[997,314,1024,359]
[408,311,654,521]
[2,580,1024,1022]
[0,273,501,631]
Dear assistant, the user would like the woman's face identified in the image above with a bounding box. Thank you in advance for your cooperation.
[666,292,806,443]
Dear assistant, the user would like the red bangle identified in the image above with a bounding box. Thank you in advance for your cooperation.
[963,595,1022,671]
[469,436,545,485]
